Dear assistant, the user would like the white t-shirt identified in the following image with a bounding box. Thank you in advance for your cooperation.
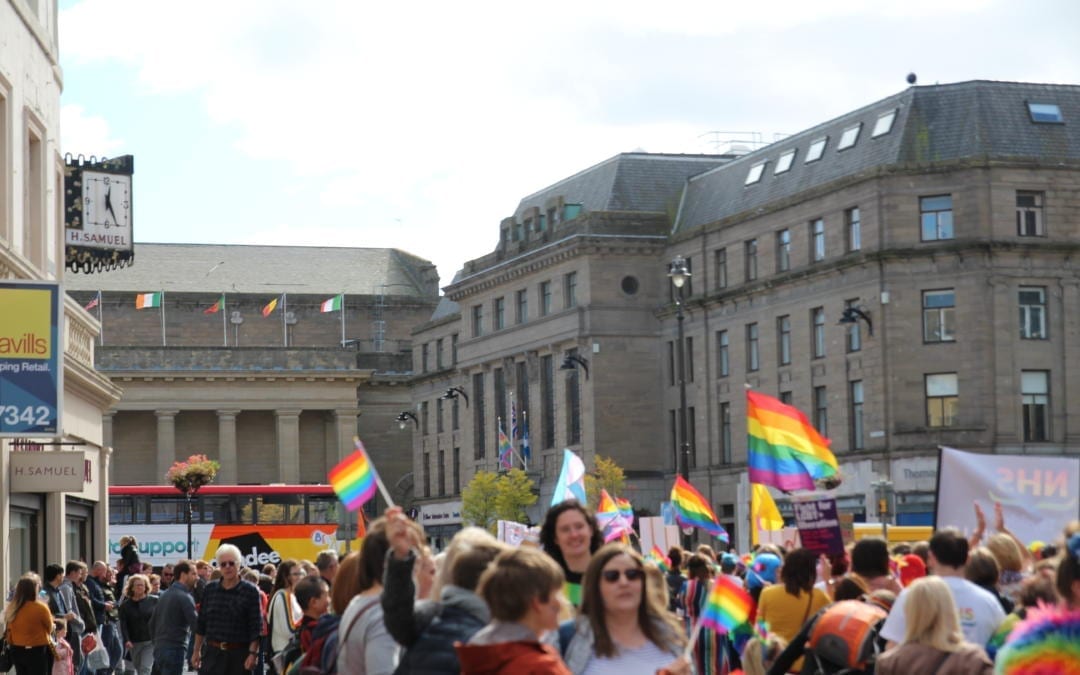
[880,575,1005,646]
[581,640,674,675]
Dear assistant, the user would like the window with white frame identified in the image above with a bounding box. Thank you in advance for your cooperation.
[811,307,826,358]
[745,161,767,185]
[920,195,954,241]
[1016,191,1045,237]
[845,206,861,251]
[775,149,796,175]
[1022,371,1050,442]
[810,218,825,261]
[838,123,862,150]
[926,373,958,428]
[776,229,791,272]
[805,137,828,163]
[871,109,897,137]
[923,289,956,343]
[1019,286,1047,339]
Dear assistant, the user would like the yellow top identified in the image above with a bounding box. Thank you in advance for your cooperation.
[6,600,54,647]
[758,585,831,671]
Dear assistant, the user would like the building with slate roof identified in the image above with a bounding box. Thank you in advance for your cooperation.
[1,0,122,595]
[64,243,440,523]
[409,81,1080,550]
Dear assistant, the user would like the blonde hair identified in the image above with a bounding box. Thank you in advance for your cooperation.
[986,533,1023,573]
[430,526,505,599]
[903,577,965,651]
[123,573,151,599]
[741,633,788,675]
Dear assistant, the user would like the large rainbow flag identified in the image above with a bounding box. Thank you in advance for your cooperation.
[699,574,753,634]
[670,476,729,541]
[747,390,838,491]
[329,438,379,511]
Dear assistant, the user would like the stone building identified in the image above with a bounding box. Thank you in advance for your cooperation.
[65,243,440,508]
[411,80,1080,551]
[1,0,121,593]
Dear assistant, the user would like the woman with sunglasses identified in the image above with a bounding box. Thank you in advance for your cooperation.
[562,543,691,675]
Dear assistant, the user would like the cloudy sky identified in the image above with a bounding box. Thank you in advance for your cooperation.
[58,0,1080,290]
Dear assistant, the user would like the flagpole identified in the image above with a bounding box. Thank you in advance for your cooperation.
[522,411,528,472]
[509,391,515,468]
[340,293,345,347]
[160,290,166,347]
[221,293,227,346]
[96,291,103,346]
[282,293,288,346]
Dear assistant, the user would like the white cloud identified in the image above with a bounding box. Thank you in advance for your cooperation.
[60,104,124,156]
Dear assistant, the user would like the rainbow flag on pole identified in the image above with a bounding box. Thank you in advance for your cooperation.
[329,438,379,511]
[698,575,753,634]
[497,423,513,470]
[747,390,838,491]
[596,490,633,542]
[670,476,729,542]
[646,545,671,573]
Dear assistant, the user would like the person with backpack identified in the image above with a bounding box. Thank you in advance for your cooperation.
[766,595,888,674]
[381,507,507,675]
[268,560,305,670]
[273,575,330,675]
[336,517,400,674]
[757,548,831,673]
[875,577,992,674]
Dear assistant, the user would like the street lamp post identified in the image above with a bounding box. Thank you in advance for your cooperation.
[871,479,894,540]
[668,256,692,549]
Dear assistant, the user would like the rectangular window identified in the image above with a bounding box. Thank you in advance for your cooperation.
[926,373,958,427]
[541,355,555,449]
[838,123,862,150]
[872,109,897,137]
[923,290,956,343]
[779,391,793,405]
[452,396,460,431]
[920,195,954,241]
[845,206,861,251]
[745,239,758,281]
[687,406,697,469]
[1019,286,1047,339]
[421,401,430,435]
[805,136,828,163]
[516,289,528,324]
[451,334,458,365]
[1022,371,1050,442]
[436,338,444,369]
[777,315,791,366]
[669,410,678,471]
[473,372,486,458]
[1016,191,1045,237]
[814,386,828,436]
[471,305,483,337]
[564,272,578,308]
[812,307,826,358]
[453,448,461,494]
[845,299,862,352]
[775,149,796,175]
[437,398,444,433]
[566,349,582,445]
[438,449,446,496]
[719,402,732,464]
[850,380,864,450]
[810,218,825,262]
[776,229,791,272]
[423,451,431,497]
[540,281,552,316]
[745,161,767,185]
[493,297,505,331]
[714,248,728,289]
[421,343,429,372]
[1027,102,1063,124]
[746,323,759,372]
[716,330,729,378]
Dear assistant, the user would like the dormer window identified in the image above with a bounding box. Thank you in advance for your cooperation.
[838,123,862,150]
[805,137,828,163]
[1028,102,1063,123]
[774,149,796,175]
[745,161,767,186]
[872,109,898,137]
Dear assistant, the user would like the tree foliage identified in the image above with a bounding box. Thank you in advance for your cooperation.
[584,455,627,509]
[462,468,539,533]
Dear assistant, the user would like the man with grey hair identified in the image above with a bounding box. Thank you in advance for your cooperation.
[191,544,262,674]
[315,549,339,588]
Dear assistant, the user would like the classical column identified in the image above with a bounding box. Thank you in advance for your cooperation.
[217,410,241,484]
[155,410,179,481]
[275,409,302,484]
[331,408,360,468]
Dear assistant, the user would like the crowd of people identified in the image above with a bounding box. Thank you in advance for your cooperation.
[2,506,1078,674]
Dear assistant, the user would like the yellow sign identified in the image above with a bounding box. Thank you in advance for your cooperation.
[0,288,52,359]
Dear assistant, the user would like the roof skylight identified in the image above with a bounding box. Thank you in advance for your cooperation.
[774,149,796,175]
[1028,102,1063,123]
[805,137,828,163]
[745,161,767,186]
[838,123,862,150]
[872,109,898,137]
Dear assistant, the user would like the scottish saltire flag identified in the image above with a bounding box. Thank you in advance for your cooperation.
[550,448,586,506]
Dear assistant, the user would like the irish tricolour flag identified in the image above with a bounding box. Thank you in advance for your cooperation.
[320,294,343,313]
[135,292,161,309]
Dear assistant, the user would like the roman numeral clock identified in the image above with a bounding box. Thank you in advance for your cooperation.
[64,154,136,273]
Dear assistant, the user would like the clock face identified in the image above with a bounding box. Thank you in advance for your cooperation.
[82,171,132,231]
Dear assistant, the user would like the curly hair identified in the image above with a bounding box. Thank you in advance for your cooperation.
[539,501,602,571]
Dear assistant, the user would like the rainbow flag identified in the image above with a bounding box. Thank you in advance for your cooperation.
[747,390,838,491]
[616,497,634,526]
[646,545,671,573]
[329,438,379,511]
[497,423,513,470]
[670,476,729,542]
[699,574,753,635]
[596,490,633,543]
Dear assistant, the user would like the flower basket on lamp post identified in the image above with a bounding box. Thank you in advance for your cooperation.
[166,454,220,560]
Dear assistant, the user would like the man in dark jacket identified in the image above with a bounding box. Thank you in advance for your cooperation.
[87,561,121,675]
[150,560,199,675]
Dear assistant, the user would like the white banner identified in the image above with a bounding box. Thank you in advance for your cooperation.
[496,520,539,547]
[936,447,1080,545]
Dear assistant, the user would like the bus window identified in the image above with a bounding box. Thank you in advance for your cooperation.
[111,496,136,525]
[200,495,239,524]
[307,496,339,525]
[250,497,302,524]
[150,498,187,524]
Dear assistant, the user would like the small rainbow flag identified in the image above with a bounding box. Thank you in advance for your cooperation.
[747,390,838,491]
[329,438,379,511]
[497,423,513,470]
[670,476,729,541]
[596,489,633,543]
[699,574,753,634]
[616,497,634,526]
[646,545,671,573]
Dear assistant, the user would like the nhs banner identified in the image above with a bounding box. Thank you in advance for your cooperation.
[936,446,1080,545]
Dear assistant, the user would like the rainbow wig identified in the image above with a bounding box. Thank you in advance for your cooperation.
[994,604,1080,675]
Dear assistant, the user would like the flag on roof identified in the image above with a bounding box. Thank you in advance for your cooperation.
[262,296,280,317]
[204,294,225,315]
[135,292,161,309]
[320,294,343,313]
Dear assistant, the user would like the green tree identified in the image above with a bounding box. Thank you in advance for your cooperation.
[495,468,538,524]
[461,470,501,532]
[585,455,627,509]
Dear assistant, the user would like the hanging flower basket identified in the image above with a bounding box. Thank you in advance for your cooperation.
[167,454,220,495]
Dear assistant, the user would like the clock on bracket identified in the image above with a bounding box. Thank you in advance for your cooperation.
[82,170,132,231]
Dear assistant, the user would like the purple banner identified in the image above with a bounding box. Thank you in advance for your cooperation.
[793,496,844,556]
